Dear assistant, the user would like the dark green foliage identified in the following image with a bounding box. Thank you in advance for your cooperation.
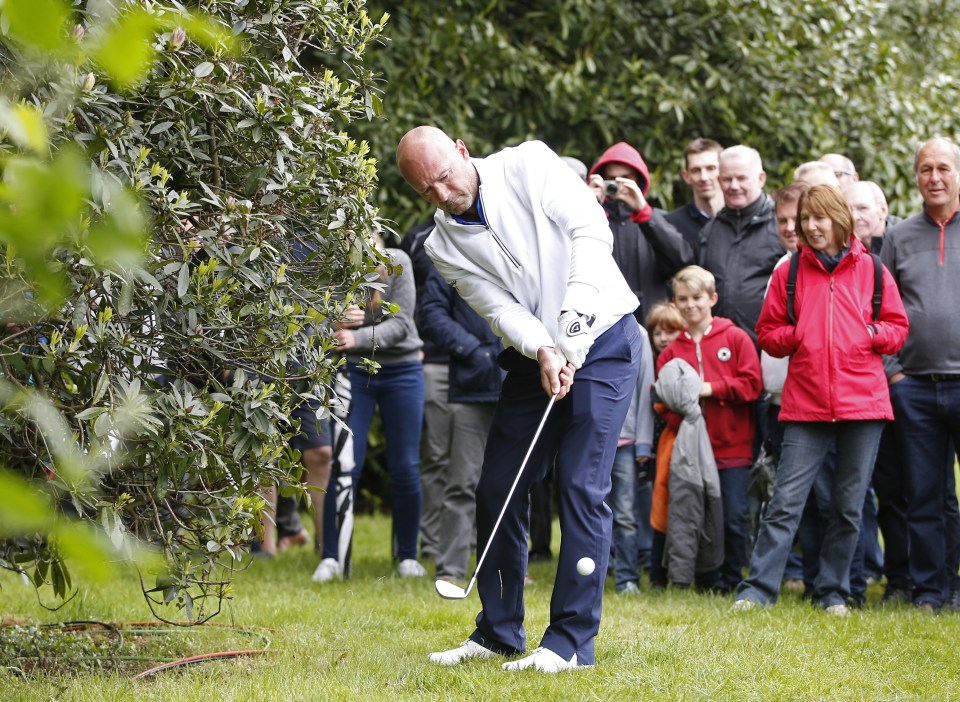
[358,0,960,231]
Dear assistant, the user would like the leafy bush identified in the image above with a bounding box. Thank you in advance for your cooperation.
[0,0,386,621]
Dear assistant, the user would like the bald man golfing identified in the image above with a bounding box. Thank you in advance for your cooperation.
[397,126,641,673]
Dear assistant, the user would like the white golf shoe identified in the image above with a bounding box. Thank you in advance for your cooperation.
[311,557,341,583]
[427,639,499,666]
[397,559,427,578]
[502,647,588,673]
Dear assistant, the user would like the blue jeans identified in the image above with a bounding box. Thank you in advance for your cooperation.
[610,445,640,589]
[698,465,750,592]
[890,375,960,606]
[873,423,911,591]
[636,480,653,571]
[323,361,424,561]
[737,421,884,607]
[861,485,883,579]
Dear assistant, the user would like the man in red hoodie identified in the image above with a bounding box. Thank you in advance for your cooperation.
[589,142,694,324]
[657,265,763,594]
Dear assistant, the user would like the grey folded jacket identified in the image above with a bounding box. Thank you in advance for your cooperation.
[654,358,725,584]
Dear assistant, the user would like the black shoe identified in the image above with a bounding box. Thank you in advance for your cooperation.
[914,600,940,614]
[528,550,552,563]
[881,586,912,605]
[945,590,960,613]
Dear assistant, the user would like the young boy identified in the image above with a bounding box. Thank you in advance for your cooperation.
[656,266,762,594]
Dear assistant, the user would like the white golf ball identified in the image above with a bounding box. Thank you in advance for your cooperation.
[576,557,595,576]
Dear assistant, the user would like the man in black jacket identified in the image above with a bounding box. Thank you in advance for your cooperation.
[698,145,785,344]
[666,138,725,258]
[588,142,694,325]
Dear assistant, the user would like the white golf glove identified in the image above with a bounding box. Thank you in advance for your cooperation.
[555,310,594,369]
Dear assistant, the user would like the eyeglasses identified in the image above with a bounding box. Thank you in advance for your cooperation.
[833,170,854,178]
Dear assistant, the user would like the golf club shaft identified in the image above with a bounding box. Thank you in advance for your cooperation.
[463,393,558,596]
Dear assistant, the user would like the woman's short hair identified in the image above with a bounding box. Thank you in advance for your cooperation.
[646,302,686,333]
[796,184,854,250]
[671,265,716,296]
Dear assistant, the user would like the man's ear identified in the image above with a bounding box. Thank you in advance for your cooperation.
[455,139,470,161]
[758,170,767,189]
[681,169,692,185]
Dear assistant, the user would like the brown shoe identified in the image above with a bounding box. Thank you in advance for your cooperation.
[277,528,310,552]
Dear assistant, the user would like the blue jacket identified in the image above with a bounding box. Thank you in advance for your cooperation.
[419,267,503,403]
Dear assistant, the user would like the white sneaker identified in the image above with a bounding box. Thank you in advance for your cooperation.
[732,598,758,612]
[312,557,341,583]
[825,603,852,617]
[427,639,499,666]
[502,647,588,673]
[398,559,427,578]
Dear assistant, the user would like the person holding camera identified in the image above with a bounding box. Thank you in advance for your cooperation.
[588,142,694,325]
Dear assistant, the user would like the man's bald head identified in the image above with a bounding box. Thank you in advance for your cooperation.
[794,161,840,187]
[397,126,479,216]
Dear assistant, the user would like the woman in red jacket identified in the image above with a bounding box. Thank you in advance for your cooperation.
[734,184,909,615]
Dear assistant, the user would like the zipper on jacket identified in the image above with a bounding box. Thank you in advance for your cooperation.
[477,189,521,270]
[490,229,521,270]
[828,277,837,421]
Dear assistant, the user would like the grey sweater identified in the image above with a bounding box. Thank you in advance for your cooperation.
[881,209,960,377]
[344,248,423,366]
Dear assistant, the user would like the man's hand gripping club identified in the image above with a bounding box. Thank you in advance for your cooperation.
[537,310,594,398]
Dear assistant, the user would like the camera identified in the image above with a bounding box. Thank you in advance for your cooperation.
[602,180,620,196]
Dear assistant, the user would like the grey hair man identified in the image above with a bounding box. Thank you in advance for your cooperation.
[820,153,860,186]
[882,136,960,612]
[844,181,887,253]
[698,145,785,342]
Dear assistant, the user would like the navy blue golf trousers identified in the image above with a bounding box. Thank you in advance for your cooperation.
[468,314,641,665]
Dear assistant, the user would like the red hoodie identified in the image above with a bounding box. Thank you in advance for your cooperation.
[590,142,654,224]
[656,317,762,468]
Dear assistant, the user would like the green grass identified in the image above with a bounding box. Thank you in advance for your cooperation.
[2,513,959,701]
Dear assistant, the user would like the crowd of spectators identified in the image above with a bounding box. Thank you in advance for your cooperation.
[264,134,960,617]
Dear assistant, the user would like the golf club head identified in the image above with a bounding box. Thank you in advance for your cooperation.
[435,578,469,599]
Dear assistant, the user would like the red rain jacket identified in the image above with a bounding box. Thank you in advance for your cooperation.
[756,238,909,422]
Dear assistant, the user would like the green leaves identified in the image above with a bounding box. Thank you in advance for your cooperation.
[1,0,70,53]
[90,9,158,90]
[0,101,49,155]
[0,147,145,307]
[1,0,383,623]
[0,469,50,535]
[363,0,957,227]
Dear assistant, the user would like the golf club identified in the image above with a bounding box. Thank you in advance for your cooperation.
[435,392,558,599]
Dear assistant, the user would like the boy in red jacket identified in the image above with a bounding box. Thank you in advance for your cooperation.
[657,265,763,593]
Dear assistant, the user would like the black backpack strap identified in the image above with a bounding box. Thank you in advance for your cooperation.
[786,252,800,325]
[871,253,883,321]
